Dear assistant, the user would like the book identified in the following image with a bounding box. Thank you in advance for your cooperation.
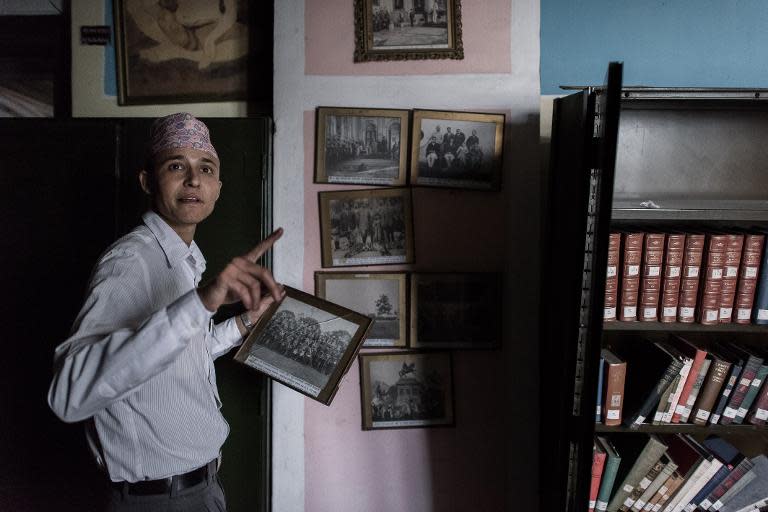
[619,459,666,511]
[701,457,756,510]
[680,358,712,423]
[668,336,708,423]
[660,435,712,512]
[650,473,684,512]
[689,436,743,511]
[712,469,757,511]
[753,234,768,325]
[596,435,622,512]
[607,435,668,512]
[746,365,768,425]
[602,348,627,426]
[720,345,764,425]
[733,360,768,424]
[669,436,723,512]
[605,232,622,322]
[597,353,606,423]
[691,352,732,425]
[660,233,685,323]
[677,234,705,323]
[659,343,694,425]
[710,345,745,425]
[653,374,681,425]
[713,456,768,512]
[698,234,728,325]
[632,456,678,512]
[591,439,609,512]
[734,234,765,324]
[620,232,645,321]
[639,233,666,322]
[718,234,744,323]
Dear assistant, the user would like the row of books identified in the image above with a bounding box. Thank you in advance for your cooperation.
[604,231,768,325]
[590,434,768,512]
[596,337,768,428]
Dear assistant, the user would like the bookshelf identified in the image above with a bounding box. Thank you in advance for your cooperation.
[541,69,768,512]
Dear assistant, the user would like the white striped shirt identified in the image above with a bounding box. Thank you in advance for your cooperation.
[48,211,242,482]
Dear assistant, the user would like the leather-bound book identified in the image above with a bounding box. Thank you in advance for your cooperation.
[605,232,622,322]
[620,232,645,321]
[639,233,666,322]
[691,352,732,426]
[697,234,728,325]
[677,234,705,323]
[660,233,685,323]
[717,234,744,323]
[734,234,764,324]
[602,347,627,426]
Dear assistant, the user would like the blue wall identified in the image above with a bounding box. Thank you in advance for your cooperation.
[541,0,768,95]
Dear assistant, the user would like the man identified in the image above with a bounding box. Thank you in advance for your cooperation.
[466,129,479,150]
[47,113,284,511]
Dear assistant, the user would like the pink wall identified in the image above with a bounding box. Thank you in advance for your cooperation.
[305,0,512,76]
[302,111,509,511]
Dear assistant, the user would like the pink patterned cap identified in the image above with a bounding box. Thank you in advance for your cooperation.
[148,112,218,161]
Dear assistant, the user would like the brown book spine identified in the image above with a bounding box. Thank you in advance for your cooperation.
[677,234,705,322]
[605,233,621,322]
[734,234,765,324]
[603,359,627,426]
[746,378,768,425]
[639,234,665,321]
[691,358,731,425]
[697,234,728,325]
[660,234,685,323]
[718,234,744,323]
[620,233,644,321]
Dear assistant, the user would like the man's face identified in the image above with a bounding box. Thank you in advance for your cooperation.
[140,148,222,233]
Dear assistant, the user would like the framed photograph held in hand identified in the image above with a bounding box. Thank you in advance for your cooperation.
[234,287,372,405]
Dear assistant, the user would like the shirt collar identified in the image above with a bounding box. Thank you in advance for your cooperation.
[142,211,206,272]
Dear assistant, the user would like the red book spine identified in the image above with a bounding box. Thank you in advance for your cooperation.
[604,233,621,322]
[620,233,644,321]
[639,234,665,321]
[746,379,768,425]
[589,445,607,511]
[697,234,727,325]
[718,234,744,323]
[734,234,765,324]
[660,234,685,323]
[677,234,705,323]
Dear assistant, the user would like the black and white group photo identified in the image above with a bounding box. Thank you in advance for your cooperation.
[370,0,451,50]
[360,352,454,429]
[316,108,408,185]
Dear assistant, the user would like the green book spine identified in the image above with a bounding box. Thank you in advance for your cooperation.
[597,452,623,511]
[733,364,768,424]
[608,436,668,512]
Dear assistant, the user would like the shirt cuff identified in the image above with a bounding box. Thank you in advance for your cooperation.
[167,290,216,335]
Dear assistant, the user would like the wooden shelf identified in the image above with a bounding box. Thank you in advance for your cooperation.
[594,423,768,435]
[602,321,768,333]
[612,199,768,221]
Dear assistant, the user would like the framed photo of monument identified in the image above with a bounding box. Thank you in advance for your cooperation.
[315,272,408,347]
[353,0,464,62]
[359,351,454,430]
[410,272,502,349]
[410,109,505,190]
[233,286,372,405]
[314,107,409,186]
[114,0,254,105]
[318,188,414,268]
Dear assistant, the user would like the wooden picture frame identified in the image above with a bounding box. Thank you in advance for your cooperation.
[319,188,415,268]
[314,107,410,186]
[353,0,464,62]
[114,0,251,105]
[410,109,505,190]
[233,286,372,406]
[410,272,502,349]
[359,350,454,430]
[316,271,408,347]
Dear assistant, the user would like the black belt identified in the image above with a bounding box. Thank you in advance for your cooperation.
[112,460,216,496]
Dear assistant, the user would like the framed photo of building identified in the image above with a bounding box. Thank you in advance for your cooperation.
[319,188,414,268]
[410,273,502,349]
[316,272,408,347]
[114,0,252,105]
[353,0,463,62]
[234,286,372,406]
[410,110,505,190]
[359,351,454,430]
[315,107,409,186]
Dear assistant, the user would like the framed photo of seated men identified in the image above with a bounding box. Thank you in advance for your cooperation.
[234,286,372,406]
[314,107,409,186]
[319,188,414,268]
[410,272,502,349]
[315,272,408,347]
[410,109,505,190]
[353,0,464,62]
[359,351,454,430]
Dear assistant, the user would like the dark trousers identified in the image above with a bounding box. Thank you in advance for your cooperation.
[104,472,226,512]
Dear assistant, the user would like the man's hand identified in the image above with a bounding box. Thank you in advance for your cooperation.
[197,228,284,313]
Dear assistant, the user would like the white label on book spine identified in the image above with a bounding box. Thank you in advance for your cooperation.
[737,407,748,417]
[607,265,617,277]
[635,415,646,424]
[635,499,646,509]
[701,499,712,509]
[669,266,681,277]
[644,307,657,318]
[611,394,621,407]
[696,409,710,421]
[705,310,719,321]
[737,308,751,320]
[663,306,676,316]
[624,306,637,317]
[712,500,723,510]
[624,484,634,493]
[725,266,738,277]
[639,477,652,489]
[596,405,601,416]
[723,407,738,419]
[680,306,694,317]
[757,309,768,320]
[711,268,723,279]
[746,266,758,278]
[597,501,608,511]
[589,500,596,508]
[629,265,639,276]
[624,497,635,507]
[653,411,664,422]
[740,378,752,387]
[675,404,687,415]
[753,379,762,388]
[687,267,699,277]
[605,307,617,319]
[648,266,661,276]
[719,308,732,319]
[607,409,620,420]
[710,413,721,424]
[652,504,662,512]
[756,408,768,420]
